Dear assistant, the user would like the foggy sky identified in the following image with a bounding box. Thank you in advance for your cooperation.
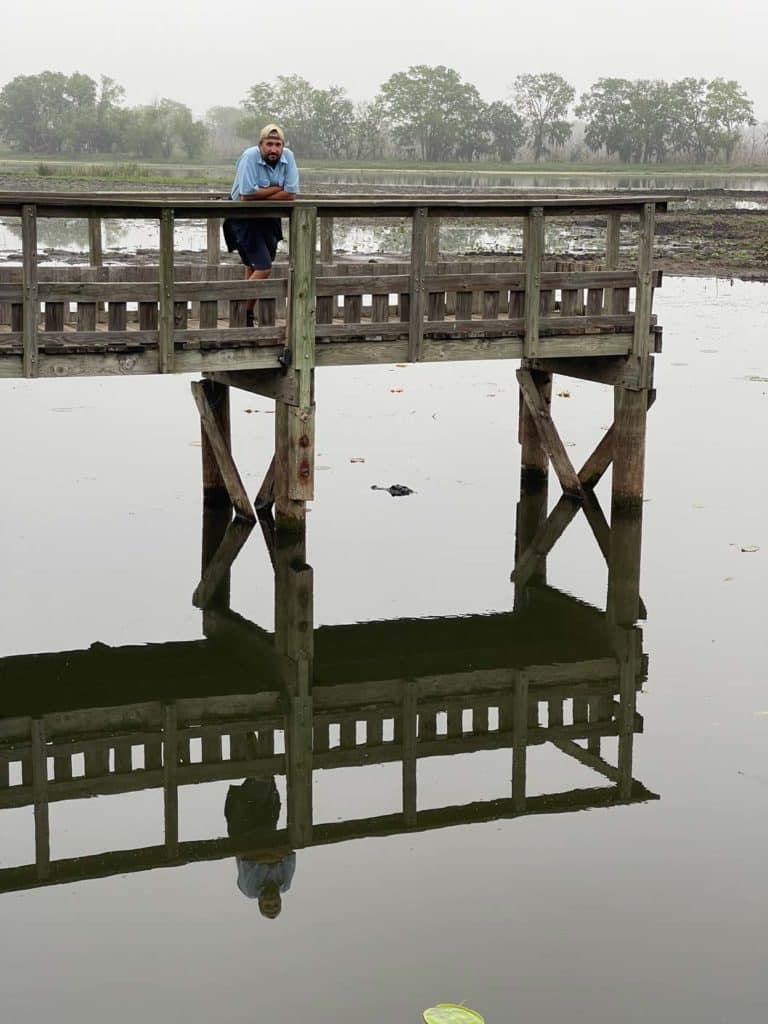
[3,0,767,120]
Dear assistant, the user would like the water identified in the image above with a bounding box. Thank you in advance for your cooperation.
[1,278,767,1022]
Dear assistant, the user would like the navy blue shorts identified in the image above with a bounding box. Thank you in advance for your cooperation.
[223,217,283,271]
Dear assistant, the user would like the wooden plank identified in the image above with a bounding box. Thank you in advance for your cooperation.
[191,379,255,521]
[402,684,417,826]
[206,218,221,265]
[408,207,428,361]
[21,205,38,377]
[523,207,543,357]
[158,208,175,372]
[517,368,583,496]
[512,673,528,812]
[88,215,103,266]
[632,202,655,378]
[287,205,317,408]
[605,212,620,314]
[77,302,97,332]
[319,218,334,262]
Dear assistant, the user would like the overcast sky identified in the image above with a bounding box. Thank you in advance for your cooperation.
[3,0,767,119]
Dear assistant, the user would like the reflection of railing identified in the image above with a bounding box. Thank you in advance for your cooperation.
[0,193,666,379]
[0,465,655,894]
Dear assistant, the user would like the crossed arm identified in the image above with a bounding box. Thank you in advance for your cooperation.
[240,185,295,202]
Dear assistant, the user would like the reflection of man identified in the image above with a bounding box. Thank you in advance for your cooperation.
[225,776,295,918]
[223,124,299,327]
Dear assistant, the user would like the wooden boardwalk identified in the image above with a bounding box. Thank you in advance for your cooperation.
[0,189,665,540]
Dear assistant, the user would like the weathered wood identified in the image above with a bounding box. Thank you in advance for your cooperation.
[22,204,38,377]
[158,208,175,372]
[254,455,276,511]
[275,402,315,505]
[517,368,583,496]
[408,208,428,361]
[208,369,298,405]
[44,302,65,331]
[319,217,334,262]
[604,212,621,314]
[191,378,255,521]
[612,387,648,510]
[88,215,103,267]
[206,219,221,265]
[77,302,97,332]
[523,207,543,357]
[519,365,551,486]
[632,202,656,379]
[107,301,127,332]
[426,218,440,262]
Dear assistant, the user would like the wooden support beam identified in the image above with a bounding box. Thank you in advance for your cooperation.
[518,364,551,487]
[22,204,38,378]
[408,207,428,362]
[196,377,231,509]
[208,370,299,405]
[611,387,648,511]
[604,212,620,314]
[158,208,175,373]
[607,510,644,628]
[254,455,276,512]
[276,206,317,530]
[523,207,543,357]
[191,378,255,521]
[517,368,583,496]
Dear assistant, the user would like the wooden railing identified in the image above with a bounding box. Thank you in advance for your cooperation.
[0,193,667,379]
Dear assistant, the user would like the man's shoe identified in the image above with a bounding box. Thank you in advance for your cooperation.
[245,310,255,328]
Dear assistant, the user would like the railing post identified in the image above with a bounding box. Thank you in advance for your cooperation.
[319,216,334,263]
[523,207,543,358]
[408,207,427,362]
[206,217,221,265]
[21,204,38,378]
[163,703,179,859]
[275,205,317,530]
[158,207,175,373]
[88,214,103,267]
[604,211,621,313]
[632,202,656,378]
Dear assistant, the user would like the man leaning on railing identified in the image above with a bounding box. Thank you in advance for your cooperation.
[222,123,299,328]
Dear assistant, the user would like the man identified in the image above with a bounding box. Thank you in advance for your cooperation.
[223,124,299,326]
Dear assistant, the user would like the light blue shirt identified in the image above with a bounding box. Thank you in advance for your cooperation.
[236,853,296,899]
[230,147,300,200]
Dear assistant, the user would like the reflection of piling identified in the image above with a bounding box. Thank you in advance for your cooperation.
[275,532,314,847]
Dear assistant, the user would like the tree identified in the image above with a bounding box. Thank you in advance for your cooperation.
[512,73,574,161]
[122,99,206,159]
[205,106,248,158]
[377,65,484,161]
[485,101,526,162]
[577,78,674,163]
[704,78,755,161]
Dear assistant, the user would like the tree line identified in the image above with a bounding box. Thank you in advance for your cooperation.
[0,67,761,165]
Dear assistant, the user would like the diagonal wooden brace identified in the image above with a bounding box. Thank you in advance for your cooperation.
[517,368,584,497]
[191,380,255,522]
[579,389,656,490]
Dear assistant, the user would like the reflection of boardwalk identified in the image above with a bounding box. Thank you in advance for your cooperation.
[0,485,655,894]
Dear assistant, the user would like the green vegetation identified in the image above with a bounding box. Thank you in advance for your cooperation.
[0,67,763,168]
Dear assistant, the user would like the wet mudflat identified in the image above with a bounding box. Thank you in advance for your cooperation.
[0,277,766,1023]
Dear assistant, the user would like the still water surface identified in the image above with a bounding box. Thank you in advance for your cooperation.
[0,278,767,1022]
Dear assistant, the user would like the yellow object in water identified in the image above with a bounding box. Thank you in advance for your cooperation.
[423,1005,485,1024]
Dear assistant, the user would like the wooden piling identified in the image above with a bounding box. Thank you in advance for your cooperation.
[611,387,648,511]
[275,206,317,531]
[21,205,38,378]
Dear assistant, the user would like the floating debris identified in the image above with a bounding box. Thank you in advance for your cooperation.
[740,545,760,553]
[371,484,414,497]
